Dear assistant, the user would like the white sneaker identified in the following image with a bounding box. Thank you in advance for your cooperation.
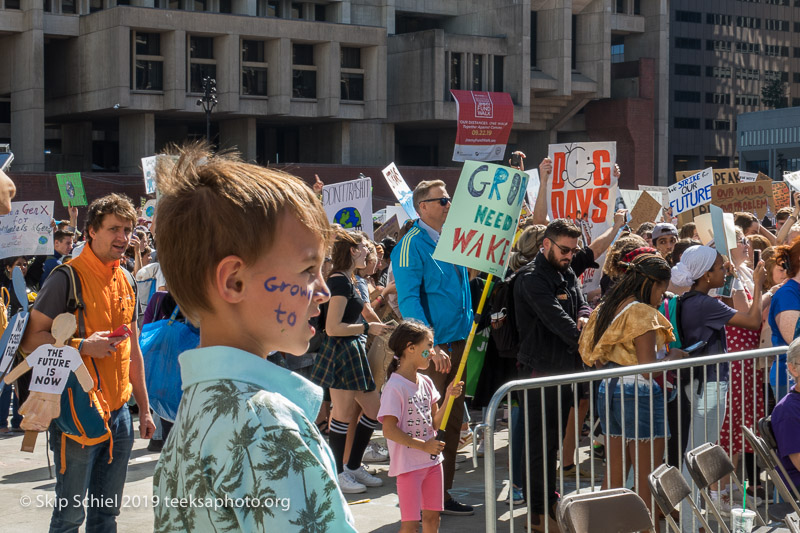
[363,442,389,463]
[714,492,732,518]
[731,487,764,507]
[345,464,384,487]
[337,471,366,494]
[476,438,485,458]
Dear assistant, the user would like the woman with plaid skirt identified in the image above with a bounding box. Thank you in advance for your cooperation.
[310,228,393,493]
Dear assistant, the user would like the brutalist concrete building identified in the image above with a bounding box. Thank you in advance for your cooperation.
[0,0,668,187]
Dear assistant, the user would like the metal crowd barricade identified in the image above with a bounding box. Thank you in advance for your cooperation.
[474,346,794,533]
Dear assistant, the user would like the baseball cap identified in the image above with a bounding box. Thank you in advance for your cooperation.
[651,222,678,241]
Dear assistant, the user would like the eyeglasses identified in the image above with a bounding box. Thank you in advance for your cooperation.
[548,238,581,255]
[419,197,451,207]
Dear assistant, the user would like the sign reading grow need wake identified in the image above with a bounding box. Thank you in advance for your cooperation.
[434,161,527,276]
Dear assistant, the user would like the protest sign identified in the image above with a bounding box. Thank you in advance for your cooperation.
[381,163,418,219]
[142,200,157,223]
[374,215,401,244]
[385,205,411,227]
[322,177,374,239]
[673,168,742,224]
[525,169,540,208]
[618,189,642,211]
[669,167,713,225]
[451,90,514,162]
[784,170,800,193]
[630,192,662,232]
[433,161,527,276]
[141,156,158,194]
[0,201,54,260]
[710,205,737,259]
[773,181,791,209]
[56,173,87,207]
[739,171,758,183]
[547,141,618,291]
[0,268,30,382]
[711,180,775,218]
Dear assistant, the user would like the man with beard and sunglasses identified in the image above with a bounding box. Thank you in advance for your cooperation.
[512,218,592,532]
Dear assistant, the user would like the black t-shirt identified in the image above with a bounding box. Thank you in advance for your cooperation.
[327,274,364,325]
[570,247,599,279]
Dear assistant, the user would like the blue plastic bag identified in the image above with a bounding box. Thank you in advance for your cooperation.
[141,307,199,422]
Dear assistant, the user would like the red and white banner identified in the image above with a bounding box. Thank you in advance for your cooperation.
[451,90,514,162]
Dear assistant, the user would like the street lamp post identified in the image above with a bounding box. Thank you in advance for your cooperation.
[196,76,218,143]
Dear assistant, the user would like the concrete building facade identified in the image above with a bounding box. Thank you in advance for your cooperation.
[669,0,800,180]
[0,0,667,184]
[738,106,800,177]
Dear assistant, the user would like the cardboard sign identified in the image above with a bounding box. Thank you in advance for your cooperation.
[630,191,662,232]
[773,181,791,209]
[669,167,713,217]
[142,199,157,223]
[673,168,742,224]
[322,177,374,239]
[374,215,401,244]
[56,173,87,207]
[694,209,736,250]
[525,169,540,208]
[711,180,775,218]
[547,142,618,292]
[433,161,527,276]
[22,345,83,394]
[451,90,514,162]
[141,156,158,194]
[0,201,55,260]
[381,163,418,220]
[618,189,642,211]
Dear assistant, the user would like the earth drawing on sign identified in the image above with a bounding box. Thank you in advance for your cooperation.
[334,207,362,229]
[65,182,76,199]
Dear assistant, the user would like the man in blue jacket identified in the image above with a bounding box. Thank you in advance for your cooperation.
[392,179,474,515]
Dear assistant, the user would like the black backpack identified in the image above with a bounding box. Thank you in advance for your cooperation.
[488,264,532,359]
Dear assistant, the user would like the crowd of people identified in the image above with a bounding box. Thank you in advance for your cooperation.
[1,148,800,533]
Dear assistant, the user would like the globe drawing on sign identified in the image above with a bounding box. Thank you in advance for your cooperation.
[334,207,362,229]
[65,181,76,199]
[145,205,155,218]
[38,236,47,245]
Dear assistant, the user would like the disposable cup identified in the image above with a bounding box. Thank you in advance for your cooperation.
[731,508,756,533]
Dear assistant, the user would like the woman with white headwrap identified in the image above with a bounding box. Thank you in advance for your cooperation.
[669,245,766,531]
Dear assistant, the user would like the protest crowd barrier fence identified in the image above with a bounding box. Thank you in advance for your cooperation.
[474,345,794,533]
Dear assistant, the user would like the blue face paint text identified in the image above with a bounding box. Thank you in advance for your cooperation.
[274,303,297,327]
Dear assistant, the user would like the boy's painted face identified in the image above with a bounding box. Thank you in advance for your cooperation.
[240,212,330,357]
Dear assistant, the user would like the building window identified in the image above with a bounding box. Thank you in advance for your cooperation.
[736,16,761,29]
[194,0,207,11]
[675,90,701,102]
[0,99,10,123]
[706,13,732,25]
[450,52,461,91]
[706,92,731,104]
[292,43,316,99]
[706,66,732,78]
[62,0,76,13]
[615,0,624,14]
[241,40,267,96]
[705,119,731,131]
[611,35,625,63]
[793,97,800,106]
[765,70,789,82]
[257,0,279,16]
[707,40,732,52]
[794,72,800,83]
[735,94,760,106]
[676,10,701,23]
[472,55,483,90]
[766,19,790,31]
[795,22,800,32]
[494,56,504,92]
[675,37,701,50]
[89,0,102,12]
[219,0,231,13]
[766,0,789,5]
[736,42,760,54]
[315,4,326,21]
[764,45,789,57]
[291,2,304,19]
[189,36,216,93]
[530,11,538,68]
[132,32,163,91]
[674,117,700,129]
[735,68,760,80]
[340,47,364,101]
[675,63,701,76]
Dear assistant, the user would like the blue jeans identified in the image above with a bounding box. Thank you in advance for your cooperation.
[48,404,134,533]
[0,383,22,429]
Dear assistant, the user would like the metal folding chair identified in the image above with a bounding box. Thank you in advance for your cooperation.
[648,463,714,533]
[556,488,655,533]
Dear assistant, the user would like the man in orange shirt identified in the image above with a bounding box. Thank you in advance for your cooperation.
[21,193,155,533]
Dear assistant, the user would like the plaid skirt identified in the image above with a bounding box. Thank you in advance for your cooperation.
[309,334,375,391]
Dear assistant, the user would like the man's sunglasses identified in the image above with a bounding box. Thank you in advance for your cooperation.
[420,197,452,207]
[547,238,580,255]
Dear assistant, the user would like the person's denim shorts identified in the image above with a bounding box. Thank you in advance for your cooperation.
[597,377,670,440]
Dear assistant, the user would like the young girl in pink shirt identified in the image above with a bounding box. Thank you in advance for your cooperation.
[378,320,463,533]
